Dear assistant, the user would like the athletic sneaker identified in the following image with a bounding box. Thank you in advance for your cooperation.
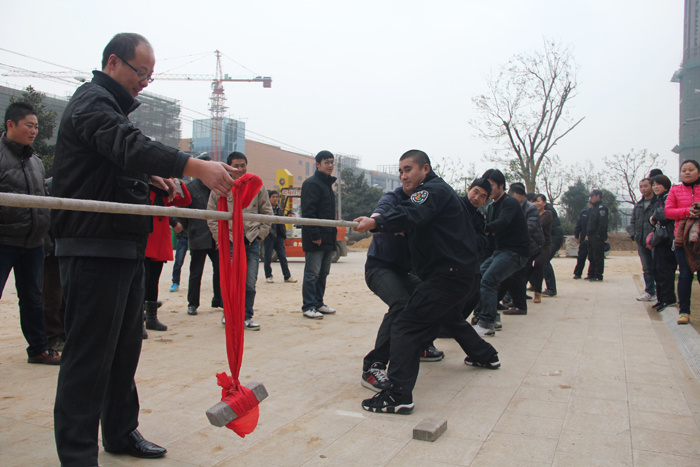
[636,292,656,302]
[266,276,274,283]
[169,283,179,292]
[361,362,390,392]
[244,319,261,330]
[361,389,414,414]
[464,353,501,369]
[473,324,495,337]
[284,276,298,283]
[494,318,503,331]
[303,309,323,319]
[420,346,445,362]
[317,305,336,314]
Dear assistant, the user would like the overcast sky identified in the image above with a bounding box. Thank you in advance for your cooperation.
[0,0,684,177]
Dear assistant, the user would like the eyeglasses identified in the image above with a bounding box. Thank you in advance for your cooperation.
[115,55,154,84]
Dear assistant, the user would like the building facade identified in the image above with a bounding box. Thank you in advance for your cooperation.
[673,0,700,164]
[192,117,245,159]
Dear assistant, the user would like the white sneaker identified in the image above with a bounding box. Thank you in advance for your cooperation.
[244,319,261,330]
[221,313,225,325]
[317,305,336,314]
[284,276,298,283]
[636,293,656,302]
[266,276,274,283]
[303,309,323,319]
[473,324,495,337]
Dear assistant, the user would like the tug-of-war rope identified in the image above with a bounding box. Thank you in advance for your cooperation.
[0,187,357,437]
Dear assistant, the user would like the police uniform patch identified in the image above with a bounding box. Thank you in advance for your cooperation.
[600,209,606,216]
[411,190,429,204]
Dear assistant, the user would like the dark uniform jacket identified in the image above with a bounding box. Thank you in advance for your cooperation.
[630,195,657,245]
[484,193,530,258]
[177,178,215,251]
[586,201,609,240]
[51,71,190,259]
[301,169,337,252]
[464,198,489,263]
[573,208,590,242]
[0,135,50,248]
[373,171,477,279]
[366,187,411,273]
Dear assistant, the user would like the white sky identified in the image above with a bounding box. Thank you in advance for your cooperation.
[0,0,684,176]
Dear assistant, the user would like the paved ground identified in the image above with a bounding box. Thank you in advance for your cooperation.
[2,252,700,466]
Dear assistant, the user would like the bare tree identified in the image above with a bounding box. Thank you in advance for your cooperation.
[537,155,568,205]
[471,38,584,192]
[603,149,666,206]
[433,156,478,195]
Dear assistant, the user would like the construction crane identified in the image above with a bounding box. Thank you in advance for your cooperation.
[1,50,271,161]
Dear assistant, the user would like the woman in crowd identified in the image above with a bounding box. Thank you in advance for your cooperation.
[665,160,700,325]
[531,194,552,303]
[649,174,676,311]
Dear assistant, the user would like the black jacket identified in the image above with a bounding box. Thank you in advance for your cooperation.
[484,194,530,258]
[630,195,657,245]
[587,201,609,240]
[176,178,215,251]
[366,187,411,273]
[522,200,544,257]
[0,135,50,249]
[268,204,287,240]
[545,204,564,248]
[463,197,489,264]
[373,171,477,279]
[574,208,590,242]
[51,71,190,259]
[301,170,337,252]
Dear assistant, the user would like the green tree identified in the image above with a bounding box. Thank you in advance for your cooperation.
[560,179,589,224]
[2,86,58,176]
[601,189,621,231]
[337,168,384,221]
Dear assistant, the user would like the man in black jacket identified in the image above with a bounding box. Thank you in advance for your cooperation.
[630,178,657,301]
[541,202,564,296]
[586,189,609,281]
[51,33,236,466]
[573,203,591,279]
[300,150,338,319]
[472,169,530,336]
[263,190,296,283]
[354,150,497,415]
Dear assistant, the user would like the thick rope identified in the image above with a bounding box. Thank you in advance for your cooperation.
[0,192,358,228]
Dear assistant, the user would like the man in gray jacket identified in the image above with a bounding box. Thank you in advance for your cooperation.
[630,178,657,301]
[0,102,58,365]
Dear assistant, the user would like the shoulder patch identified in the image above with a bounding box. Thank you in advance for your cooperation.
[599,209,606,216]
[411,190,429,204]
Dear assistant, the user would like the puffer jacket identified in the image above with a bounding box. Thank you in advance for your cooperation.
[665,182,700,236]
[522,200,544,257]
[207,184,272,244]
[0,135,50,248]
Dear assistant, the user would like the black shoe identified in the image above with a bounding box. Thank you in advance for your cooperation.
[573,275,582,280]
[464,353,501,369]
[145,301,167,331]
[362,362,390,392]
[187,306,198,316]
[361,388,414,414]
[588,277,603,282]
[541,289,556,297]
[142,324,148,340]
[104,430,167,459]
[496,303,508,311]
[652,301,663,309]
[420,345,445,362]
[470,315,479,326]
[656,301,677,312]
[525,294,533,300]
[211,297,223,308]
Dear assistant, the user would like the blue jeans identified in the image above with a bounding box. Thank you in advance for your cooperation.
[0,244,49,356]
[637,243,656,295]
[477,250,528,328]
[171,235,188,285]
[244,240,261,320]
[302,250,333,311]
[263,235,291,280]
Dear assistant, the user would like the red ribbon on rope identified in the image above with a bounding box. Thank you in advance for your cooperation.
[216,172,263,437]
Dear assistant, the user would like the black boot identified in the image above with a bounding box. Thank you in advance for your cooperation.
[144,301,167,331]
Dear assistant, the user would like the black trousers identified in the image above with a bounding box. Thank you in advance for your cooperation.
[388,273,497,395]
[55,257,144,467]
[144,258,164,302]
[588,236,605,279]
[653,243,677,304]
[42,252,66,347]
[187,248,221,308]
[573,240,589,277]
[500,264,528,310]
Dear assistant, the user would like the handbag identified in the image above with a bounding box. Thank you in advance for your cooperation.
[650,222,671,247]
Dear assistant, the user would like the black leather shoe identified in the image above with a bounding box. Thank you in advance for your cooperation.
[105,430,166,459]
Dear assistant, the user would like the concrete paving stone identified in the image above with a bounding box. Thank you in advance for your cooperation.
[562,396,630,434]
[628,394,695,417]
[475,431,558,464]
[0,417,59,466]
[627,381,687,401]
[632,427,700,458]
[632,449,700,466]
[556,428,633,465]
[310,433,408,466]
[629,409,700,435]
[626,360,676,377]
[514,379,573,403]
[572,377,629,402]
[492,411,563,439]
[503,397,568,420]
[626,369,682,387]
[440,412,501,442]
[386,435,481,465]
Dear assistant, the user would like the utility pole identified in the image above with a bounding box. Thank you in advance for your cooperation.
[336,154,342,220]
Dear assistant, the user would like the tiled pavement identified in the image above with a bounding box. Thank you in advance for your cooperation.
[1,252,700,466]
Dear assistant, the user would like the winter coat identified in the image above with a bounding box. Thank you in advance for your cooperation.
[268,204,287,240]
[522,200,544,257]
[573,208,589,242]
[545,204,564,248]
[586,201,609,240]
[301,170,337,252]
[484,194,530,258]
[145,181,191,261]
[0,135,50,248]
[207,184,272,244]
[51,71,190,259]
[665,181,700,236]
[630,195,657,245]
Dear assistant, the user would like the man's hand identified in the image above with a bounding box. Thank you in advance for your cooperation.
[173,222,183,234]
[150,176,177,202]
[183,158,237,197]
[353,216,377,233]
[312,239,322,246]
[575,237,580,244]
